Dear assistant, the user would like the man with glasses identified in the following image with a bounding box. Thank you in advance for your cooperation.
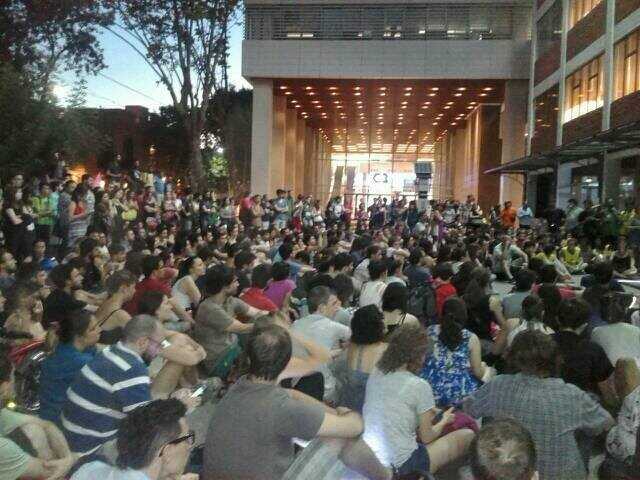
[60,315,171,459]
[71,398,196,480]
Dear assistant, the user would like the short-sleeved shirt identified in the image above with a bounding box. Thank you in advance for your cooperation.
[0,437,29,480]
[501,291,529,319]
[203,377,324,480]
[591,323,640,365]
[240,288,278,313]
[43,289,86,327]
[0,409,31,436]
[39,343,97,425]
[125,277,171,315]
[71,461,151,480]
[553,331,613,394]
[363,369,435,467]
[264,279,296,309]
[194,297,235,370]
[61,342,151,456]
[464,373,613,480]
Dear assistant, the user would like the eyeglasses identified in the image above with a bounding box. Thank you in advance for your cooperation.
[160,430,195,456]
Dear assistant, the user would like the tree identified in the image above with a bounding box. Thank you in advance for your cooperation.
[0,0,113,94]
[103,0,239,191]
[206,88,252,195]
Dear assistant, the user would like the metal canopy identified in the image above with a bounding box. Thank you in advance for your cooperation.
[485,120,640,175]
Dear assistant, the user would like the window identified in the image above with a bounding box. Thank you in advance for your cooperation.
[536,2,562,59]
[614,30,640,100]
[564,55,604,122]
[569,0,602,29]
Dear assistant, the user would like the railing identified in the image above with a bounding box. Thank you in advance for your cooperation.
[245,4,531,41]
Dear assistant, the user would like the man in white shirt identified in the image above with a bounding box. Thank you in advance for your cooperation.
[492,235,528,282]
[353,245,383,288]
[359,260,388,309]
[292,286,351,402]
[517,202,534,229]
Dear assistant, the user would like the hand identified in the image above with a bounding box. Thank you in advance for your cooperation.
[43,455,74,480]
[336,407,352,416]
[438,407,456,426]
[172,388,202,410]
[181,474,199,480]
[488,295,502,314]
[32,300,44,316]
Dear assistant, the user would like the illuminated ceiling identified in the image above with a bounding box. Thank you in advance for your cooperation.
[274,79,505,156]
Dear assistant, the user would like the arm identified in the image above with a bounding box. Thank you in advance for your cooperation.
[279,331,332,380]
[468,334,486,380]
[161,332,206,366]
[184,277,202,306]
[6,207,22,225]
[225,318,254,334]
[168,296,194,323]
[418,407,454,444]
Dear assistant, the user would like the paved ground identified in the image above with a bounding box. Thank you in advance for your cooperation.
[187,278,607,479]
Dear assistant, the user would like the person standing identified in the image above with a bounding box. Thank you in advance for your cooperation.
[517,202,534,229]
[565,198,584,235]
[500,201,517,232]
[32,183,55,245]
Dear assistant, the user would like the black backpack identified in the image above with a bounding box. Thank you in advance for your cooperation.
[406,283,438,326]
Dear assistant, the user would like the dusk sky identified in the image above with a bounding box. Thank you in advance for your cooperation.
[58,19,249,111]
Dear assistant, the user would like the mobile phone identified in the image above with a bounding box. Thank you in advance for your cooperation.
[191,385,206,398]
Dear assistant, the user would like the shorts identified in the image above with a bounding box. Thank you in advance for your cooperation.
[396,443,430,476]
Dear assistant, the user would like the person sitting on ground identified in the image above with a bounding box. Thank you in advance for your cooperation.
[39,309,100,426]
[534,244,572,282]
[203,323,394,480]
[385,258,407,286]
[239,263,278,313]
[193,265,254,378]
[4,282,45,343]
[339,305,387,413]
[404,247,433,289]
[60,315,198,459]
[264,261,296,311]
[470,419,538,480]
[560,237,586,274]
[363,323,475,476]
[0,344,76,480]
[71,399,196,480]
[0,249,17,293]
[502,269,536,320]
[331,273,356,327]
[464,330,614,480]
[292,286,351,402]
[606,235,638,279]
[380,282,420,336]
[353,245,383,288]
[432,262,456,316]
[171,255,206,312]
[42,263,86,331]
[359,260,388,309]
[591,292,640,366]
[531,264,577,301]
[234,249,257,293]
[124,255,194,331]
[553,298,614,401]
[502,295,554,349]
[421,296,488,407]
[491,234,528,282]
[93,269,137,345]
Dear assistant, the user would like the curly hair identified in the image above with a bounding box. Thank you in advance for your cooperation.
[116,398,186,470]
[506,330,557,377]
[377,324,430,375]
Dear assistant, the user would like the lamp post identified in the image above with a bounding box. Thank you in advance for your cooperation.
[415,162,433,212]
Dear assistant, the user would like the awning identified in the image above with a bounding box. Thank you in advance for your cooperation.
[486,119,640,175]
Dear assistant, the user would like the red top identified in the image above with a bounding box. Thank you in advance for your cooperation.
[240,196,253,211]
[124,276,172,315]
[240,288,278,313]
[531,283,577,300]
[434,281,457,317]
[501,207,517,228]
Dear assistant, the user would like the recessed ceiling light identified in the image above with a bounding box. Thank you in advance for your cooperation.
[457,87,467,91]
[483,87,493,91]
[405,87,413,91]
[328,86,338,90]
[479,93,488,97]
[451,122,457,125]
[284,91,292,95]
[421,105,429,109]
[444,106,451,109]
[447,101,454,105]
[354,92,361,96]
[379,87,387,91]
[308,92,316,96]
[454,93,462,97]
[304,86,313,90]
[354,86,362,91]
[404,92,412,96]
[295,105,301,108]
[429,93,437,97]
[431,87,439,91]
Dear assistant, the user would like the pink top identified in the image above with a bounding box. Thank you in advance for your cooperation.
[263,279,296,309]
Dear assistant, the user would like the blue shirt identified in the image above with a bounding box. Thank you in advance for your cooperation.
[61,342,151,456]
[39,343,96,426]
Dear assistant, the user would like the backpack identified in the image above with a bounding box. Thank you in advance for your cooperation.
[406,283,438,326]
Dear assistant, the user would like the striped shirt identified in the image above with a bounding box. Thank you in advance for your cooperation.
[61,342,151,456]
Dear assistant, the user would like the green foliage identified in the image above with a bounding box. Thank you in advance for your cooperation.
[203,150,229,192]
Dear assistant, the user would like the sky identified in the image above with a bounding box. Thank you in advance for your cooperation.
[57,20,249,111]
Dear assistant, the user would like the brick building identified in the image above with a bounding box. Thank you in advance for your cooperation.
[489,0,640,213]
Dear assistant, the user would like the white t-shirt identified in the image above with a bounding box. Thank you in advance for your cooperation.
[359,280,387,309]
[363,369,435,467]
[71,462,150,480]
[592,323,640,365]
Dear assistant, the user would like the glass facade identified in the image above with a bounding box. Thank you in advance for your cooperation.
[245,4,530,41]
[563,55,604,122]
[614,29,640,100]
[569,0,602,29]
[536,1,562,59]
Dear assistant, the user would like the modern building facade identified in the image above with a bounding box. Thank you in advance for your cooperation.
[490,0,640,212]
[243,0,533,211]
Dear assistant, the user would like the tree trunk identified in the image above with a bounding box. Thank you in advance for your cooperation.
[184,118,206,192]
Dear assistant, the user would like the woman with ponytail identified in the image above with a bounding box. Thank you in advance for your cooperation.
[420,296,487,407]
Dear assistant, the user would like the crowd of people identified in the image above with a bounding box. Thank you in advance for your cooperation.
[0,156,639,480]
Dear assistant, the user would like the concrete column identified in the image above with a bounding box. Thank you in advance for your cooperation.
[500,80,528,204]
[602,153,621,203]
[526,3,538,155]
[556,0,570,146]
[250,79,274,196]
[303,127,315,195]
[556,161,574,208]
[295,120,306,195]
[602,0,616,131]
[271,96,286,194]
[284,109,298,191]
[526,173,539,215]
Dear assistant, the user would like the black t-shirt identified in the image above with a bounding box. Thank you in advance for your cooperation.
[553,330,613,394]
[43,289,86,328]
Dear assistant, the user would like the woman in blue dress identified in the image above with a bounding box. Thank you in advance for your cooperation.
[420,296,488,407]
